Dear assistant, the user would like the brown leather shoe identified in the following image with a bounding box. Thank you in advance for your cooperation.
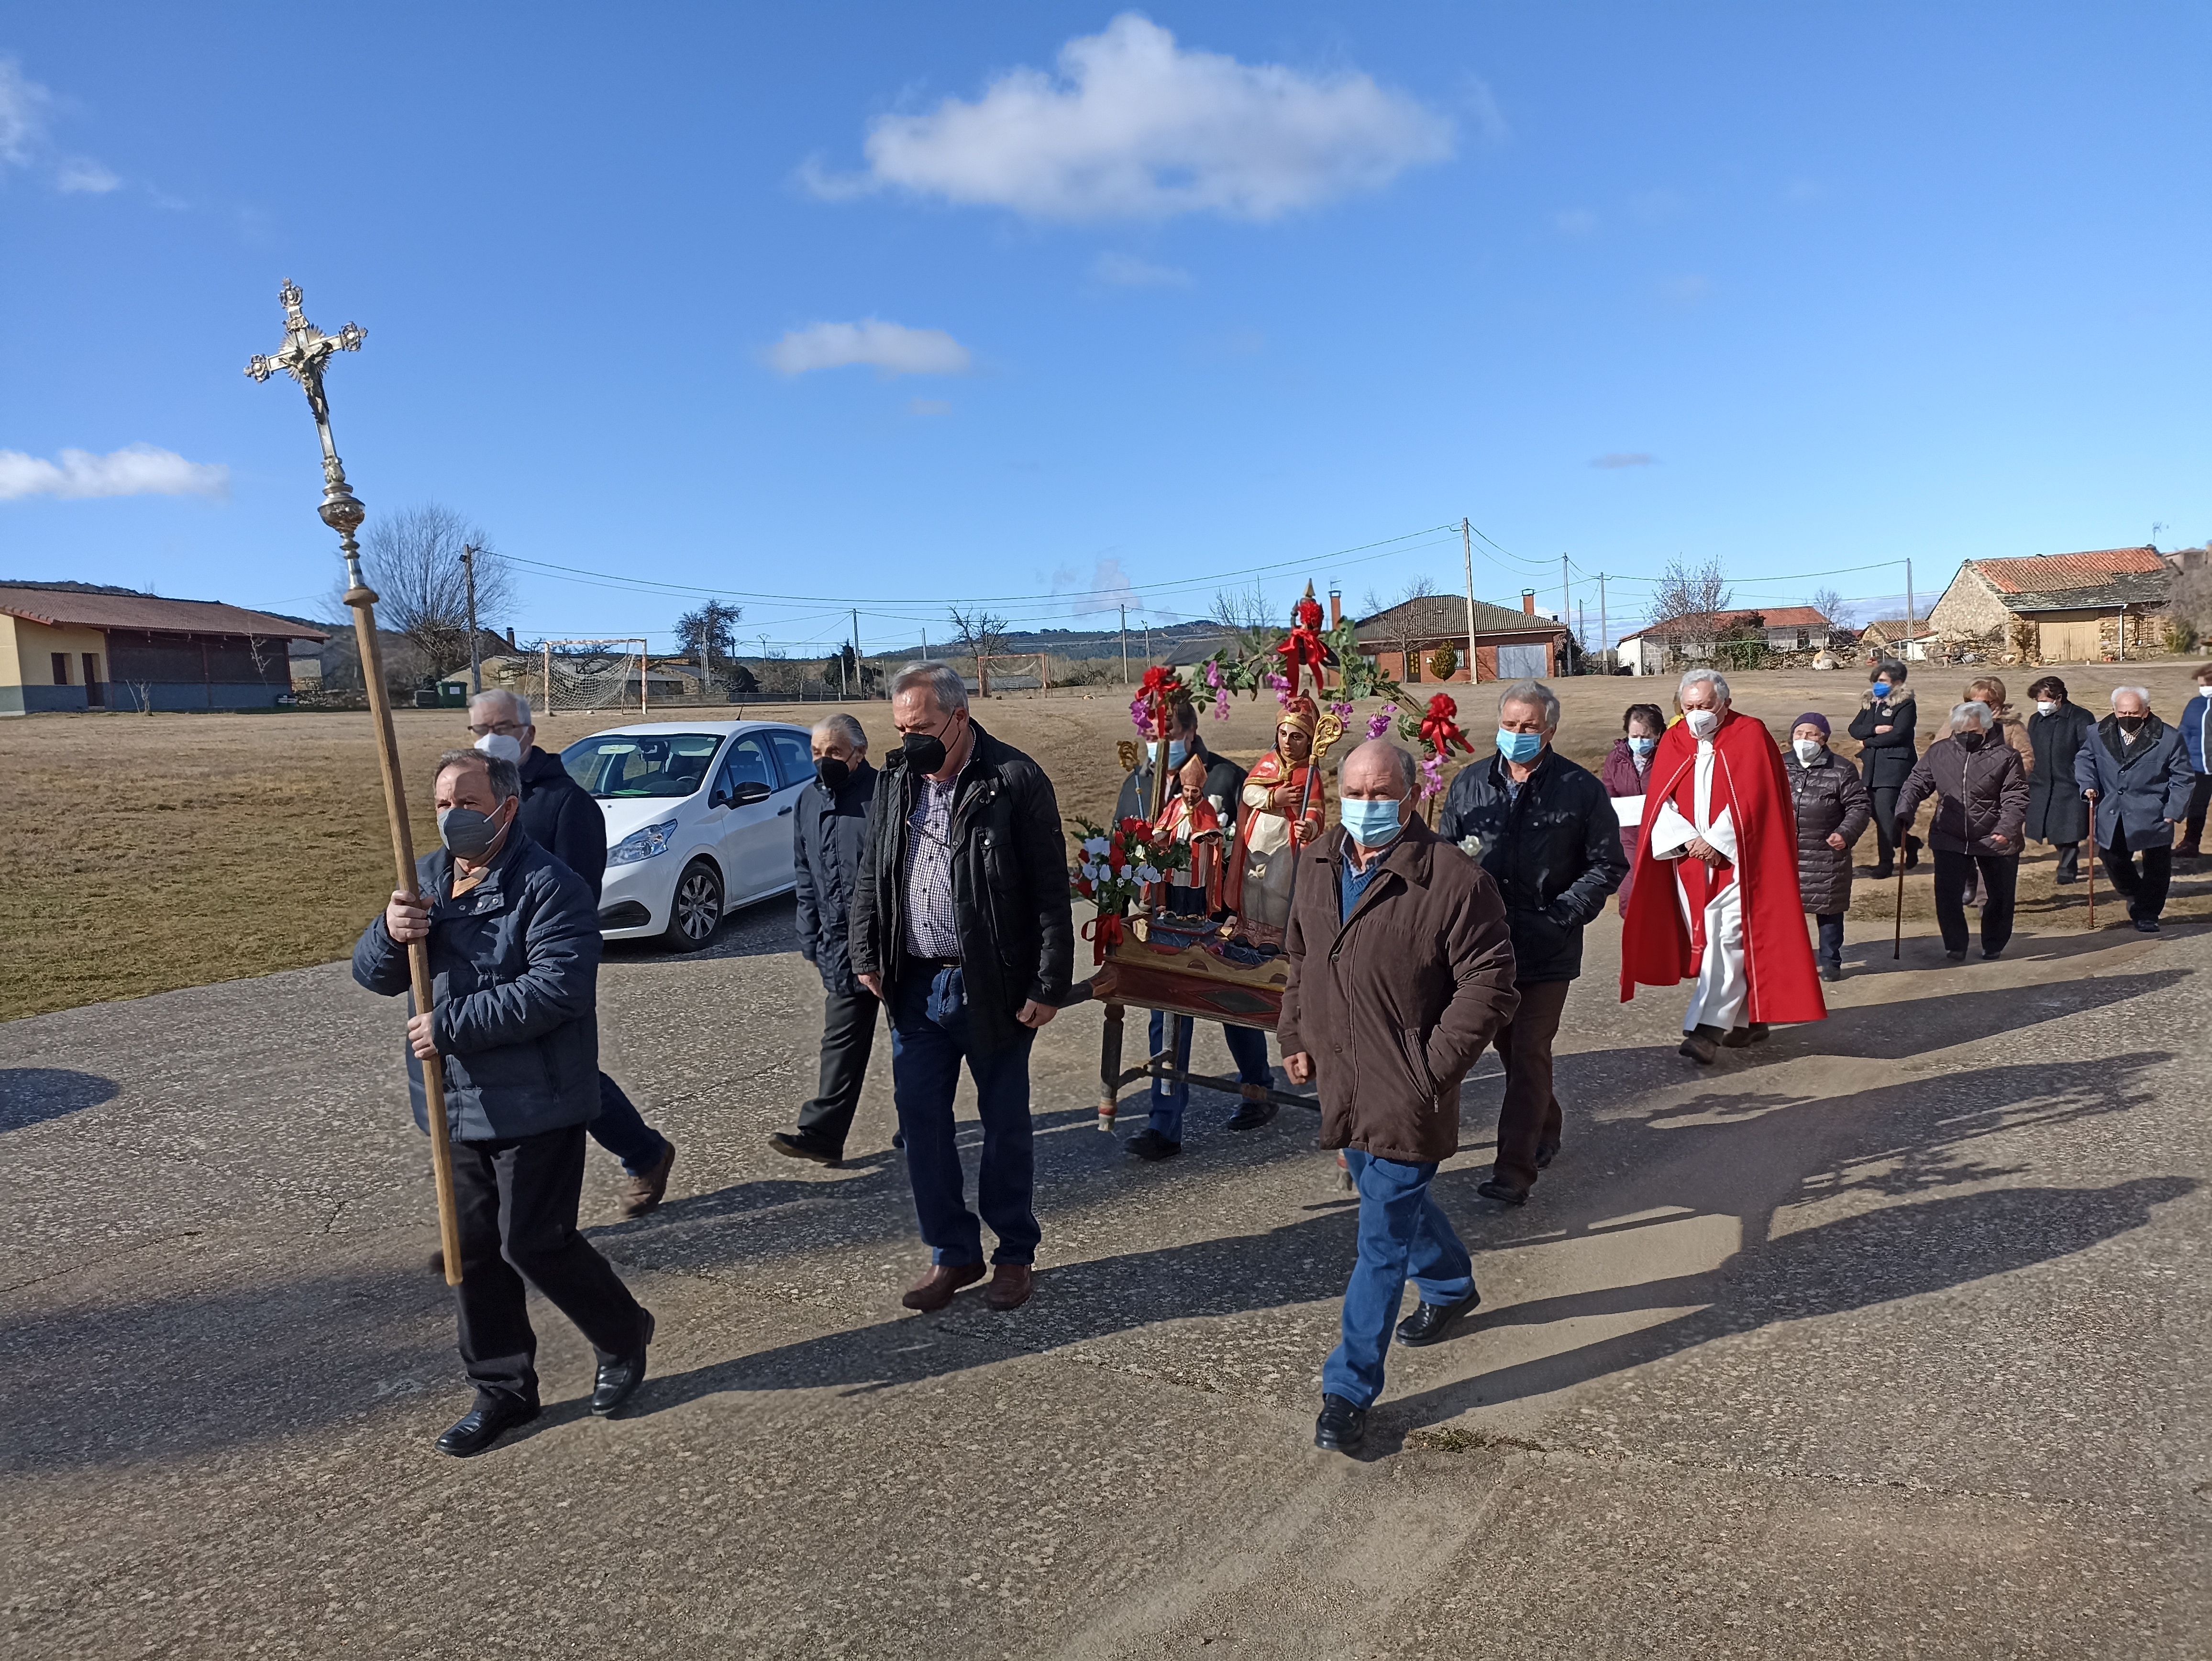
[901,1261,985,1312]
[615,1141,676,1219]
[984,1263,1034,1311]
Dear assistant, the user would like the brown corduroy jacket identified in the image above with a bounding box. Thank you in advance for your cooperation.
[1278,817,1520,1165]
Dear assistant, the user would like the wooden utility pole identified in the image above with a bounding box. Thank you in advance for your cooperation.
[461,543,482,695]
[1461,518,1478,687]
[1120,603,1130,685]
[1561,554,1571,651]
[1598,573,1609,675]
[1904,558,1916,661]
[852,607,863,696]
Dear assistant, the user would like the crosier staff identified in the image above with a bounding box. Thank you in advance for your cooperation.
[247,280,464,1285]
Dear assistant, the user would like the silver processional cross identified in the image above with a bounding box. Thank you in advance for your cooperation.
[244,280,370,587]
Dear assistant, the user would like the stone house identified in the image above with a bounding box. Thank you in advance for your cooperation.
[1926,547,2171,662]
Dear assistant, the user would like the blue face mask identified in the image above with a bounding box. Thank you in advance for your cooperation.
[1628,735,1657,757]
[1340,797,1402,847]
[1497,728,1545,764]
[1870,681,1892,698]
[1166,739,1189,769]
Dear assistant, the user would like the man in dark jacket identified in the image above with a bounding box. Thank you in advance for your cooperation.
[2175,664,2212,861]
[1281,739,1520,1454]
[1849,659,1921,877]
[354,747,653,1457]
[2025,676,2097,882]
[468,691,674,1217]
[850,663,1074,1315]
[1435,680,1626,1207]
[771,713,883,1163]
[1114,699,1274,1157]
[1895,701,2030,961]
[2074,687,2196,933]
[1785,712,1871,982]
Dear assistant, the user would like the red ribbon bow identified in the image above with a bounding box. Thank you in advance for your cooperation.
[1082,911,1125,964]
[1418,693,1474,758]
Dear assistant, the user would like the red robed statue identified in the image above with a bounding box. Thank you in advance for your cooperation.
[1618,708,1826,1026]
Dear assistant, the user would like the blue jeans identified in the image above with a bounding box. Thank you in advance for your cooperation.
[1147,1011,1273,1141]
[1814,913,1845,968]
[1321,1151,1475,1408]
[888,964,1040,1266]
[588,1073,666,1176]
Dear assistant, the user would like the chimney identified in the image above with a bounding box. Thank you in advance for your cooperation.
[1520,588,1536,615]
[1328,586,1342,627]
[506,627,517,650]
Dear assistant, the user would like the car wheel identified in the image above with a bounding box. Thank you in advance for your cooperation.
[662,859,724,951]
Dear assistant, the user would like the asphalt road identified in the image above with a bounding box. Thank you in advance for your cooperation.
[3,890,2208,1658]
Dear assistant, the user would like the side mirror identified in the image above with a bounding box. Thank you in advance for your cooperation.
[729,779,772,806]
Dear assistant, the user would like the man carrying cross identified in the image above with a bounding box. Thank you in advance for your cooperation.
[1619,669,1826,1062]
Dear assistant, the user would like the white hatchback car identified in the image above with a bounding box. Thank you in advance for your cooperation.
[560,720,816,949]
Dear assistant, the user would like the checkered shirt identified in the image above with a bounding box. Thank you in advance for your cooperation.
[901,767,964,960]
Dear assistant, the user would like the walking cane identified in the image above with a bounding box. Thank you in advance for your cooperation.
[1892,824,1907,959]
[250,283,465,1285]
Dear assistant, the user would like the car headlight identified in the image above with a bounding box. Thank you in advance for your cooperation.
[608,818,680,866]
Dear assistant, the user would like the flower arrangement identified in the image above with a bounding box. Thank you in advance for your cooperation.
[1071,815,1190,961]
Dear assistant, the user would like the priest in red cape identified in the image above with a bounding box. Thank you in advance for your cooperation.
[1619,668,1826,1063]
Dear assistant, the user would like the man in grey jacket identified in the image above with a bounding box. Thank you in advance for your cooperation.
[771,713,884,1164]
[354,747,653,1457]
[2074,686,2196,933]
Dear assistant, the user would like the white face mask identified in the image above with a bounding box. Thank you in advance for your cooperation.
[2199,686,2212,698]
[1793,738,1825,764]
[2035,699,2057,716]
[475,732,525,764]
[1685,708,1721,739]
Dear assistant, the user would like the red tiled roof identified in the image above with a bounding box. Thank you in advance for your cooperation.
[0,587,327,640]
[1629,605,1833,639]
[1971,547,2165,594]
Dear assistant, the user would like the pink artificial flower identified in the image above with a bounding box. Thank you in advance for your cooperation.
[1204,660,1224,690]
[1418,753,1446,801]
[1129,698,1154,735]
[1365,713,1391,740]
[1212,691,1230,721]
[1264,672,1288,691]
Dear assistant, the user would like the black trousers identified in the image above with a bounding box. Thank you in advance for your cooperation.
[796,986,882,1152]
[1933,848,2017,956]
[1488,978,1570,1193]
[1869,785,1916,870]
[2101,824,2173,921]
[451,1123,648,1406]
[2181,774,2212,852]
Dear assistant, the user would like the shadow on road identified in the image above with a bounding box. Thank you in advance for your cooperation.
[0,1067,120,1131]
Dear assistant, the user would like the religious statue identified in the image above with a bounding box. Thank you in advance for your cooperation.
[1153,753,1226,917]
[1225,693,1330,939]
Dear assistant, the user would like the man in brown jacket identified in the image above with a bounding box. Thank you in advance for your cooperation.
[1280,739,1520,1453]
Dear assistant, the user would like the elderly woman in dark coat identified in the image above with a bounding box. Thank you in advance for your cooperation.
[1599,702,1667,913]
[2025,674,2096,883]
[1785,712,1871,981]
[1896,700,2030,963]
[1848,658,1920,878]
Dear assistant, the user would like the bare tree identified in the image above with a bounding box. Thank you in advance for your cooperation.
[1807,586,1847,630]
[947,606,1009,698]
[1209,584,1275,632]
[1648,556,1733,653]
[333,504,512,680]
[1397,573,1440,603]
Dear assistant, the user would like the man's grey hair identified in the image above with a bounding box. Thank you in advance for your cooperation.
[1497,678,1560,731]
[1679,666,1732,704]
[1340,738,1419,793]
[2111,685,2152,709]
[811,712,867,753]
[469,687,532,724]
[1951,700,1992,731]
[436,747,520,802]
[891,660,968,714]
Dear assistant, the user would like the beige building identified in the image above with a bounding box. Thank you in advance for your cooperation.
[1926,546,2170,662]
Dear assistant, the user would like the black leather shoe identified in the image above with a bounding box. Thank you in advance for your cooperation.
[769,1130,841,1165]
[1720,1022,1770,1049]
[1314,1393,1367,1453]
[1475,1177,1528,1207]
[591,1311,655,1417]
[1126,1129,1182,1162]
[436,1394,540,1457]
[1820,963,1842,982]
[1395,1290,1480,1348]
[1226,1095,1279,1131]
[1534,1140,1559,1170]
[1678,1025,1723,1064]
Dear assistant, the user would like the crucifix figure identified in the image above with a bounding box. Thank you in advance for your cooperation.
[244,280,369,576]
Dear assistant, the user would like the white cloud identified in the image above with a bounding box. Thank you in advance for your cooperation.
[55,156,119,194]
[810,13,1453,222]
[907,398,952,417]
[766,320,973,377]
[0,444,229,501]
[1092,250,1192,288]
[0,58,120,194]
[1591,453,1657,469]
[1552,208,1597,237]
[1051,554,1146,617]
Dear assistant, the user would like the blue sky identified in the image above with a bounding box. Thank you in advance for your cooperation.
[2,3,2207,653]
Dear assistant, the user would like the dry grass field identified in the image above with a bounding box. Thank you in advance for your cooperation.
[4,661,2208,1021]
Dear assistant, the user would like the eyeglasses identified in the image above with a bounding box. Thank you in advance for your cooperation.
[468,721,527,737]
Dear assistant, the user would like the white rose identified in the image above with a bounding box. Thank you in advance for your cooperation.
[1082,836,1110,856]
[1136,864,1161,883]
[1116,864,1132,882]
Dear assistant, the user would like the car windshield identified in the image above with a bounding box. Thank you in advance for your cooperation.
[563,732,725,799]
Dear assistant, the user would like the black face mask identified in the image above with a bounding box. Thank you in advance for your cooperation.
[2117,714,2146,734]
[815,756,850,792]
[902,727,949,774]
[1956,731,1985,750]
